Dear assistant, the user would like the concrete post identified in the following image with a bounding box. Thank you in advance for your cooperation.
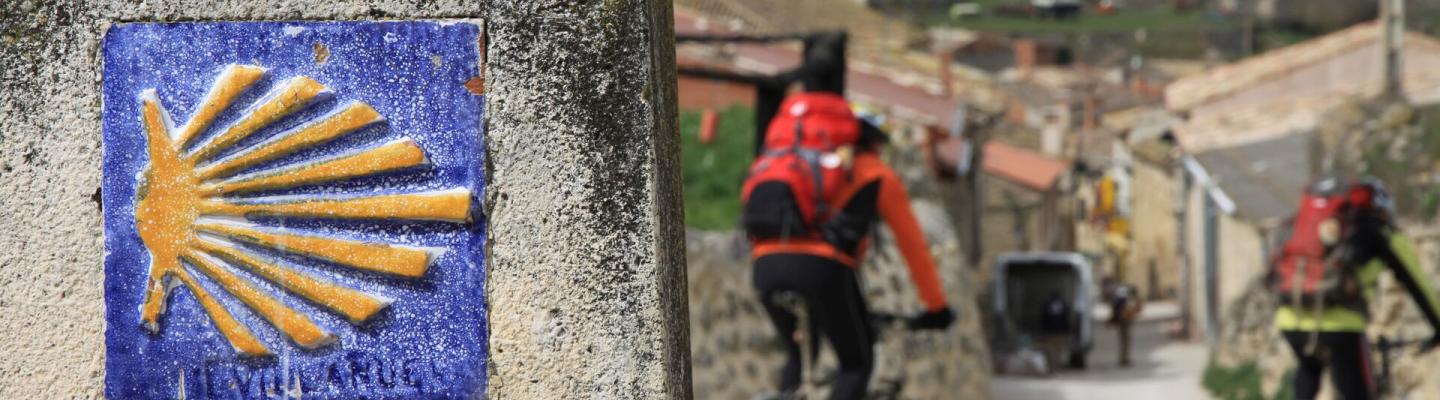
[1203,191,1220,346]
[1380,0,1405,98]
[484,1,692,399]
[1174,162,1193,339]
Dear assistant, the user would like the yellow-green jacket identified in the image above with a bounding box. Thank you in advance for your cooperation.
[1275,233,1440,332]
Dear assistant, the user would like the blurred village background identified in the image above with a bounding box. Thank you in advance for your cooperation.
[669,0,1440,399]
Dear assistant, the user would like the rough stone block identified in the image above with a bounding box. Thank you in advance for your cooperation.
[483,1,691,398]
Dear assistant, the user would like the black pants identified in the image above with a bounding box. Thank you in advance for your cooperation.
[1281,330,1376,400]
[753,254,874,400]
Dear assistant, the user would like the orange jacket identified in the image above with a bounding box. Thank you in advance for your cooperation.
[752,152,949,311]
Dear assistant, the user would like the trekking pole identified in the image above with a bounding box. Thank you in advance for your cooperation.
[1378,336,1395,398]
[1375,335,1432,399]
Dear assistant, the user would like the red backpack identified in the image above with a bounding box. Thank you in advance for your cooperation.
[740,92,860,240]
[1268,176,1384,311]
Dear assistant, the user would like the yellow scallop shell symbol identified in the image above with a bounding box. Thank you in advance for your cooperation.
[133,64,472,357]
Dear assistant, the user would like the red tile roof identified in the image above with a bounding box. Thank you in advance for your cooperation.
[983,141,1066,191]
[675,9,958,124]
[677,7,1066,190]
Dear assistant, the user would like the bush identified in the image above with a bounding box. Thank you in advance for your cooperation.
[1202,360,1293,400]
[679,106,755,231]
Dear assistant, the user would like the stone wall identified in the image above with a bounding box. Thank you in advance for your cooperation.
[686,199,991,399]
[957,171,1058,277]
[1217,215,1268,319]
[1,2,487,398]
[1125,161,1181,300]
[1181,175,1272,341]
[1076,160,1184,300]
[1,1,692,398]
[1371,232,1440,399]
[484,1,691,398]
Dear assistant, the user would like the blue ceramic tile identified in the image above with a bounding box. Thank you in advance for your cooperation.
[102,21,486,399]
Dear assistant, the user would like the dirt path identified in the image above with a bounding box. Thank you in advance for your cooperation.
[990,302,1211,400]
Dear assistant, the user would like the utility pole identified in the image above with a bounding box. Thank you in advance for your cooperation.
[1241,0,1254,56]
[948,104,986,269]
[1202,188,1220,345]
[1381,0,1405,99]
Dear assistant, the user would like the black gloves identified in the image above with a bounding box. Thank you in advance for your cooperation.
[909,307,955,331]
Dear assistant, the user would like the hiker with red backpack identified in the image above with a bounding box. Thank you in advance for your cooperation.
[1269,175,1440,400]
[743,92,955,400]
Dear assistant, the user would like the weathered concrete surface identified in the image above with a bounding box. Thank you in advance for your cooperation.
[483,1,691,399]
[4,1,673,399]
[1,3,493,398]
[1124,161,1180,300]
[9,2,690,398]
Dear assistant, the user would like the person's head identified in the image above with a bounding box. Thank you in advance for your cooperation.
[856,119,890,152]
[1349,175,1395,218]
[1308,173,1396,223]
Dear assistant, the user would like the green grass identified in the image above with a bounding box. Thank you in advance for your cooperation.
[1202,360,1293,400]
[679,106,755,231]
[1420,106,1440,165]
[967,0,1012,8]
[934,9,1221,33]
[1256,29,1318,52]
[1420,110,1440,219]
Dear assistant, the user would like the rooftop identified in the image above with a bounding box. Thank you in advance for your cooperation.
[1172,92,1336,152]
[1167,22,1440,153]
[983,141,1068,191]
[1166,22,1440,112]
[1191,133,1312,222]
[674,5,1007,116]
